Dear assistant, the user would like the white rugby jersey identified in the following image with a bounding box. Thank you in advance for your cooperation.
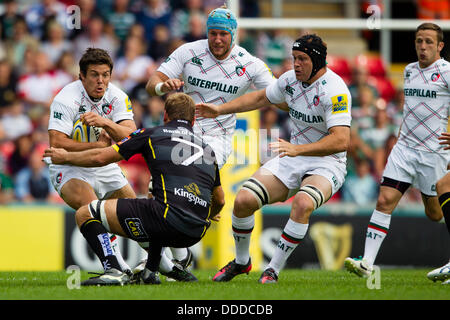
[157,39,275,136]
[399,58,450,153]
[48,80,134,139]
[266,69,352,163]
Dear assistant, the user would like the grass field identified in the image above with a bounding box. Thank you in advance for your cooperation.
[0,269,448,300]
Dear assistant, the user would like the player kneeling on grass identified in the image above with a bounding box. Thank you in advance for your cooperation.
[196,34,351,284]
[45,93,224,286]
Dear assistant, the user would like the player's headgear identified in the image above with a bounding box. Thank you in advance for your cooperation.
[292,34,327,80]
[207,7,238,48]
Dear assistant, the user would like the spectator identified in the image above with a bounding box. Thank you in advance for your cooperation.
[256,30,293,75]
[24,0,69,41]
[0,100,33,142]
[0,59,17,115]
[341,157,378,205]
[69,0,100,40]
[7,133,33,177]
[4,17,40,72]
[141,96,165,128]
[348,64,379,108]
[360,102,396,178]
[0,152,15,204]
[107,0,136,44]
[73,15,119,61]
[417,0,449,20]
[182,12,205,43]
[352,85,376,132]
[113,36,155,93]
[14,145,59,203]
[170,0,205,40]
[0,0,24,41]
[238,29,257,55]
[55,51,79,81]
[40,20,73,67]
[17,51,72,118]
[135,0,172,43]
[148,24,171,62]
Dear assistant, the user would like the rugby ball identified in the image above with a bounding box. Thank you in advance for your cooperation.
[71,119,103,142]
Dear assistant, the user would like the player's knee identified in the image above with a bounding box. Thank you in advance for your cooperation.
[376,191,396,212]
[75,205,91,227]
[425,208,443,222]
[436,175,450,195]
[233,190,258,217]
[291,192,315,221]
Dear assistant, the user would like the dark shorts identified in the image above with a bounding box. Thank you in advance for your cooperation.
[116,198,201,248]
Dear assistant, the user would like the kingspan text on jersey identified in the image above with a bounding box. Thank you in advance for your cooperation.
[187,76,239,94]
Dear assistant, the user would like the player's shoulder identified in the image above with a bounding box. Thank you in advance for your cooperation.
[437,58,450,70]
[278,69,296,82]
[404,61,418,72]
[52,80,82,105]
[321,69,351,100]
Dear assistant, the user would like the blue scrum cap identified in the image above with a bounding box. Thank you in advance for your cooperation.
[206,7,238,47]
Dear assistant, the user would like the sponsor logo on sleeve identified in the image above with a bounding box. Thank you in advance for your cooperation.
[331,94,349,114]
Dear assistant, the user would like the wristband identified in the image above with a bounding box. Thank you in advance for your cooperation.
[155,82,165,96]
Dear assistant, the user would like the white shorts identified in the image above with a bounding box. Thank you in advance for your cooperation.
[383,143,447,196]
[200,133,232,169]
[49,163,129,200]
[262,155,347,197]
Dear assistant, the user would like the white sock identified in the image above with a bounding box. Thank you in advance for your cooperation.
[159,248,175,273]
[363,210,391,267]
[267,219,308,274]
[170,247,188,261]
[232,214,254,265]
[109,234,131,272]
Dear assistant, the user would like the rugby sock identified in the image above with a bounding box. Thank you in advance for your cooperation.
[232,214,254,265]
[109,235,131,273]
[438,192,450,235]
[170,247,188,261]
[80,219,121,271]
[159,250,175,273]
[267,219,308,274]
[146,243,164,272]
[363,210,391,267]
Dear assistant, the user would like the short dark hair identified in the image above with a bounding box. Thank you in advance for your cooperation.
[165,93,195,122]
[416,23,444,43]
[79,48,114,76]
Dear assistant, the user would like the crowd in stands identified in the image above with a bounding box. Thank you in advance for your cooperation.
[0,0,432,206]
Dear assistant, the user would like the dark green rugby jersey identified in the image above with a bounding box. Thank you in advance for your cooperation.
[112,119,221,238]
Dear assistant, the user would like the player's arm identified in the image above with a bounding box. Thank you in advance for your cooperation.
[80,112,136,141]
[196,88,273,118]
[44,146,123,167]
[270,125,350,157]
[146,71,184,96]
[49,129,111,151]
[209,185,225,222]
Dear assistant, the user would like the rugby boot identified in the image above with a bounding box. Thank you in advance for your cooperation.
[212,258,252,282]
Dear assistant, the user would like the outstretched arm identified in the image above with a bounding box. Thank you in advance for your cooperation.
[146,71,184,96]
[44,146,123,167]
[196,89,273,118]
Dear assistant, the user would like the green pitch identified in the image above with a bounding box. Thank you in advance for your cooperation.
[0,269,448,300]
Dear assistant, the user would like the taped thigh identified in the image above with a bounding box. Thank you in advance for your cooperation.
[298,184,325,209]
[241,177,270,208]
